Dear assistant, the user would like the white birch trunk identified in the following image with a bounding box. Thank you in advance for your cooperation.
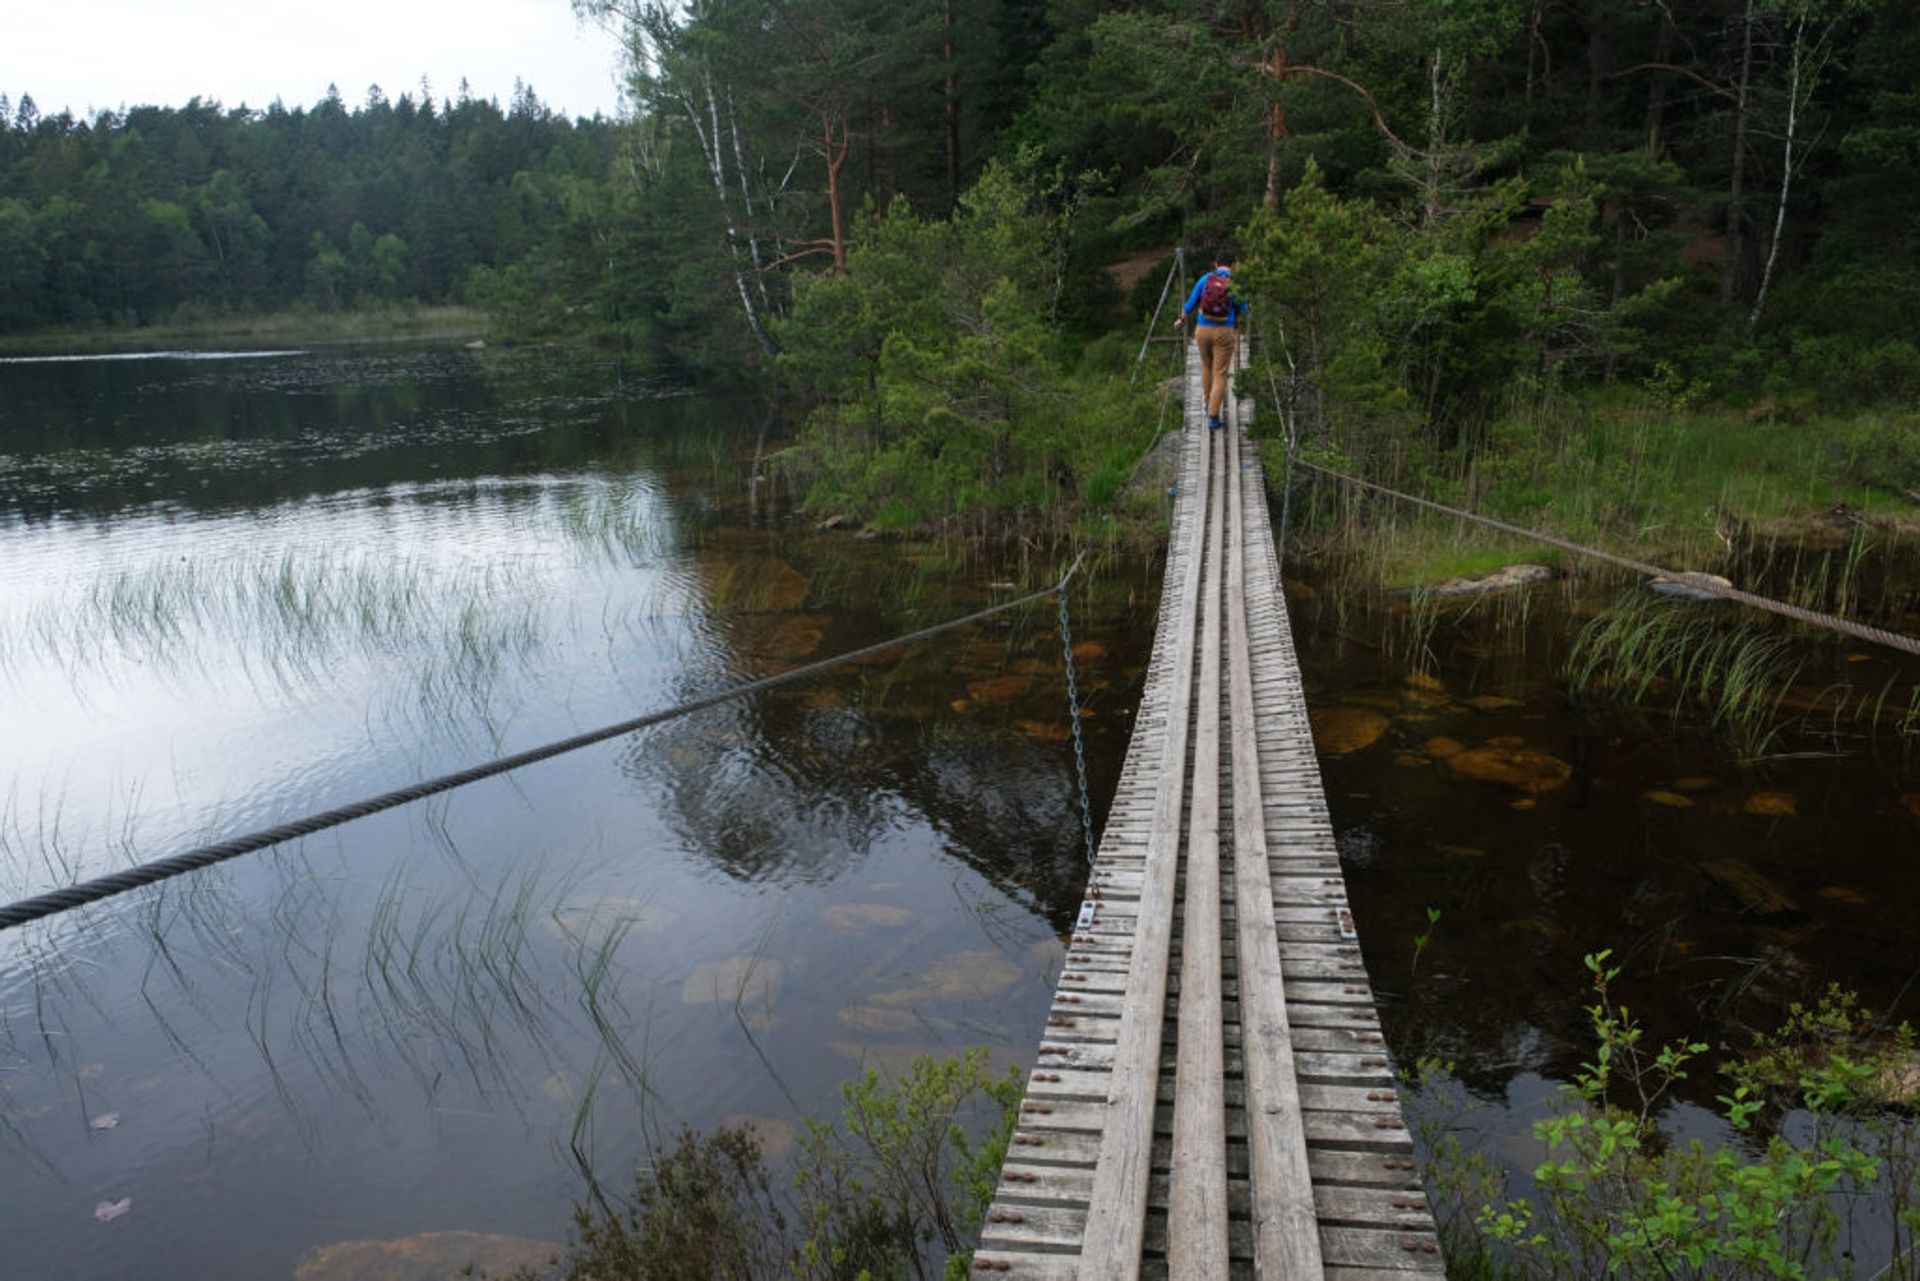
[1749,17,1803,327]
[726,86,775,316]
[693,71,774,354]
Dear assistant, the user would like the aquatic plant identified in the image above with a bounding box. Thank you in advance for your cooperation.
[1411,906,1442,977]
[1566,591,1806,760]
[536,1047,1023,1281]
[1414,954,1920,1281]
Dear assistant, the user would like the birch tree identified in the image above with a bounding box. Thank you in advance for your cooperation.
[1747,0,1868,325]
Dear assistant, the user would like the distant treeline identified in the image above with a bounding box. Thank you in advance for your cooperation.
[0,83,614,333]
[6,2,1920,404]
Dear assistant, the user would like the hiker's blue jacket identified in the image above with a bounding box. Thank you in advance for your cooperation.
[1183,269,1246,327]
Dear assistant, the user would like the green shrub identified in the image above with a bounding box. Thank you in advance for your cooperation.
[545,1049,1023,1281]
[1416,954,1920,1280]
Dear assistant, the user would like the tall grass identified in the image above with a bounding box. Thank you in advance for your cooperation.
[1290,388,1920,605]
[1568,591,1808,759]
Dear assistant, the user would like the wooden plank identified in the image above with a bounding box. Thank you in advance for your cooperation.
[1078,354,1211,1280]
[984,1203,1442,1271]
[1169,383,1230,1279]
[1002,1128,1423,1183]
[986,341,1451,1276]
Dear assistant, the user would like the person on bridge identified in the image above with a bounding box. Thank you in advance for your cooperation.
[1176,251,1246,430]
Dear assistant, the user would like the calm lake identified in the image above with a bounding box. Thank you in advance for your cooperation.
[0,344,1150,1279]
[2,343,1917,1277]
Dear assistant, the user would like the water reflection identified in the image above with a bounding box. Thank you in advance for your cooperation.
[0,345,1144,1279]
[1294,574,1920,1107]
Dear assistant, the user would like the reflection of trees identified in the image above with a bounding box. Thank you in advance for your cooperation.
[0,827,663,1202]
[0,350,734,524]
[629,605,1143,930]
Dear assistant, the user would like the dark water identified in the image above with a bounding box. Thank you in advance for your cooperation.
[0,346,1152,1279]
[1293,573,1920,1219]
[6,345,1917,1276]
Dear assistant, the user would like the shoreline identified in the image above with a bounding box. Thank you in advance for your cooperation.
[0,305,488,357]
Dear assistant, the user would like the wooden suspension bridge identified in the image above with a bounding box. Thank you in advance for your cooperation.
[974,338,1446,1278]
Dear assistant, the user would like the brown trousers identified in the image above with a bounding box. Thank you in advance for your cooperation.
[1195,324,1236,419]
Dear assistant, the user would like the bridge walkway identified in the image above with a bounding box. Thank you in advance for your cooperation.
[974,339,1446,1278]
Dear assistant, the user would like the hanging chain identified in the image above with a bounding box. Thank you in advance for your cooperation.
[1057,579,1098,865]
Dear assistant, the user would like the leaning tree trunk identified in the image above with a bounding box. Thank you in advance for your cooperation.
[1643,2,1676,150]
[1721,0,1756,309]
[1584,0,1612,144]
[1424,49,1445,229]
[823,114,849,275]
[944,0,960,213]
[691,72,775,355]
[1749,16,1805,326]
[1265,46,1289,212]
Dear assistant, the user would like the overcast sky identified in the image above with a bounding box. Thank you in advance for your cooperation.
[8,0,630,121]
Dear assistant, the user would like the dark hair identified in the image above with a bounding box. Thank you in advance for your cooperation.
[1214,249,1237,268]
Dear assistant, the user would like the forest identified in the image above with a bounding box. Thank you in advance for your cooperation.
[5,1,1918,536]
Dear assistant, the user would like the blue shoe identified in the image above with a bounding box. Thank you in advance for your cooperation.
[1208,415,1222,430]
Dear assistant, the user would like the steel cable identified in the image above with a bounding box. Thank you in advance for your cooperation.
[1296,460,1920,660]
[0,560,1087,933]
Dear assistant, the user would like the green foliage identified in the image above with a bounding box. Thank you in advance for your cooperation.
[1419,954,1920,1279]
[776,166,1155,533]
[0,87,616,335]
[546,1048,1022,1280]
[1411,905,1442,976]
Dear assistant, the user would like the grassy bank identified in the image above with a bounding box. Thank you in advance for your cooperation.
[1273,388,1920,594]
[0,304,487,356]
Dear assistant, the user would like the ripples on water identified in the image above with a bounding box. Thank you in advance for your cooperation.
[0,345,1136,1279]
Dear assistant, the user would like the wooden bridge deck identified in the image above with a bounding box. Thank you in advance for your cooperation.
[975,341,1446,1278]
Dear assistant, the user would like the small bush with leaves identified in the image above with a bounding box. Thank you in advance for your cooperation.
[542,1048,1023,1281]
[1416,953,1920,1280]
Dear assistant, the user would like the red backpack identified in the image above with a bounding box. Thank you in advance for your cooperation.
[1198,272,1234,320]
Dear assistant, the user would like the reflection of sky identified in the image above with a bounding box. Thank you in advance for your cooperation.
[0,470,686,892]
[0,352,1092,1280]
[0,350,308,364]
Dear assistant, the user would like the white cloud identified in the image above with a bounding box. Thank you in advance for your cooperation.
[6,0,628,120]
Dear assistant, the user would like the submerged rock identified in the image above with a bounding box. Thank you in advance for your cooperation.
[1426,564,1555,597]
[294,1232,559,1281]
[1308,707,1391,755]
[681,956,785,1007]
[735,614,825,659]
[1423,736,1466,760]
[1643,790,1695,809]
[966,674,1033,705]
[1903,792,1920,822]
[838,1004,921,1033]
[1444,745,1572,794]
[1702,858,1799,915]
[1465,694,1525,712]
[1817,886,1869,907]
[871,949,1021,1005]
[1743,791,1799,818]
[821,903,915,934]
[703,553,811,611]
[1673,777,1718,792]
